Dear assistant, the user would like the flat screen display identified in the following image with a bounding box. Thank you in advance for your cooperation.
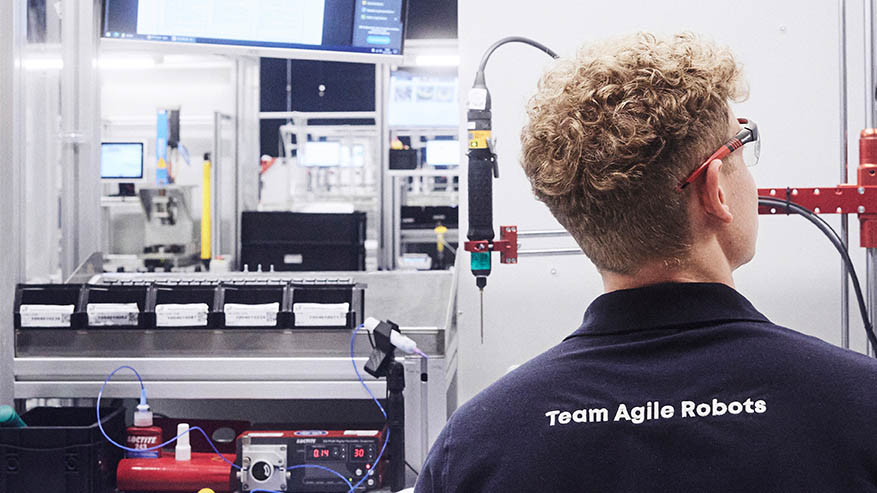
[388,69,458,128]
[299,141,365,167]
[101,142,144,179]
[300,141,341,167]
[102,0,406,59]
[425,139,459,167]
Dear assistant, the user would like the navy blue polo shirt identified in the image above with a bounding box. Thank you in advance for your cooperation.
[416,282,877,491]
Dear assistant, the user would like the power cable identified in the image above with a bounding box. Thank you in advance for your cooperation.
[759,196,877,350]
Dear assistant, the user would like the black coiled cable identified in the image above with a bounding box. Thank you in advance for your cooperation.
[759,196,877,350]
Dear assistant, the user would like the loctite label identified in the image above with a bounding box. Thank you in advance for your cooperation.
[126,427,162,458]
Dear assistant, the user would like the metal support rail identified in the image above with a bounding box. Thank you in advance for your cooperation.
[867,0,877,356]
[516,230,571,238]
[517,248,581,257]
[839,0,851,349]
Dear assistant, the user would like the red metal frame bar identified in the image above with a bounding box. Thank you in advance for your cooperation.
[757,129,877,247]
[757,185,877,248]
[757,184,877,215]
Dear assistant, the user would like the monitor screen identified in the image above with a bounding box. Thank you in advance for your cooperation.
[299,141,366,167]
[102,0,406,60]
[101,142,144,180]
[300,141,341,167]
[388,69,459,128]
[425,140,460,167]
[343,143,366,168]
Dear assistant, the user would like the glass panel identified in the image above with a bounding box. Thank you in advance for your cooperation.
[389,65,460,271]
[23,0,63,282]
[256,61,382,271]
[99,52,239,273]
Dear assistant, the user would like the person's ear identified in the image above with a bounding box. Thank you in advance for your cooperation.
[697,158,733,224]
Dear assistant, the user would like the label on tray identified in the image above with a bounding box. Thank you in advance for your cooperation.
[19,304,74,327]
[293,302,349,327]
[224,302,279,327]
[87,303,140,326]
[155,303,209,327]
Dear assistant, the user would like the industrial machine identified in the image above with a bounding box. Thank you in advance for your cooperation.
[10,270,456,492]
[108,315,413,492]
[139,186,201,269]
[234,429,385,492]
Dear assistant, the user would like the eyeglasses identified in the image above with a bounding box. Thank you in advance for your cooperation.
[677,118,760,191]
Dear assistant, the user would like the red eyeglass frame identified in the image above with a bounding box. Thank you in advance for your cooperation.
[677,118,758,191]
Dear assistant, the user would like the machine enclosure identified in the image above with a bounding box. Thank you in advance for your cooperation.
[240,211,367,272]
[233,430,384,492]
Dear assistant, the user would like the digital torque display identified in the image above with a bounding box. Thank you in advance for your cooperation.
[235,429,384,491]
[306,444,373,461]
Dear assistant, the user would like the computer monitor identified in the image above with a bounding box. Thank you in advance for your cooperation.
[299,141,366,168]
[101,0,406,63]
[425,140,460,167]
[343,143,366,168]
[388,69,459,128]
[300,141,342,167]
[101,142,144,181]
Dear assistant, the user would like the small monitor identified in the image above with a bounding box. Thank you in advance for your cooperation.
[342,144,366,168]
[101,142,144,180]
[426,140,460,167]
[388,69,459,128]
[300,141,342,167]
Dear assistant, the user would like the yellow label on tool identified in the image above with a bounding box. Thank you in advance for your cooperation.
[469,130,491,149]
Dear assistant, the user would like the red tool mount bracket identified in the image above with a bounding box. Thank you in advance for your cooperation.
[757,185,877,248]
[759,129,877,248]
[463,225,519,264]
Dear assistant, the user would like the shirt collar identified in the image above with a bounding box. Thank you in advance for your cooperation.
[566,282,771,339]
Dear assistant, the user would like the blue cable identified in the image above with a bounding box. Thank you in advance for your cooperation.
[97,322,395,492]
[350,427,390,491]
[222,323,393,492]
[347,323,391,491]
[350,323,387,419]
[95,365,242,470]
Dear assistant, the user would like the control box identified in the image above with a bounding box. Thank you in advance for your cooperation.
[233,430,384,492]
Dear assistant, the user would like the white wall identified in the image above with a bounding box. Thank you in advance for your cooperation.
[456,0,871,403]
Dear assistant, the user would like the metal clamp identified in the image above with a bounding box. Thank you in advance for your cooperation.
[463,225,518,264]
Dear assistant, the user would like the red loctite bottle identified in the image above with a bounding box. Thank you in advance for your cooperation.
[126,403,162,458]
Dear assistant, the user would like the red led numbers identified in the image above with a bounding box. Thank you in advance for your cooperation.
[354,448,366,459]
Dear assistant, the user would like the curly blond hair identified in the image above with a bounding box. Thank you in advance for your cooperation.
[520,32,747,274]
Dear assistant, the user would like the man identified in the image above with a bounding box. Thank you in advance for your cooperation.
[416,32,877,491]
